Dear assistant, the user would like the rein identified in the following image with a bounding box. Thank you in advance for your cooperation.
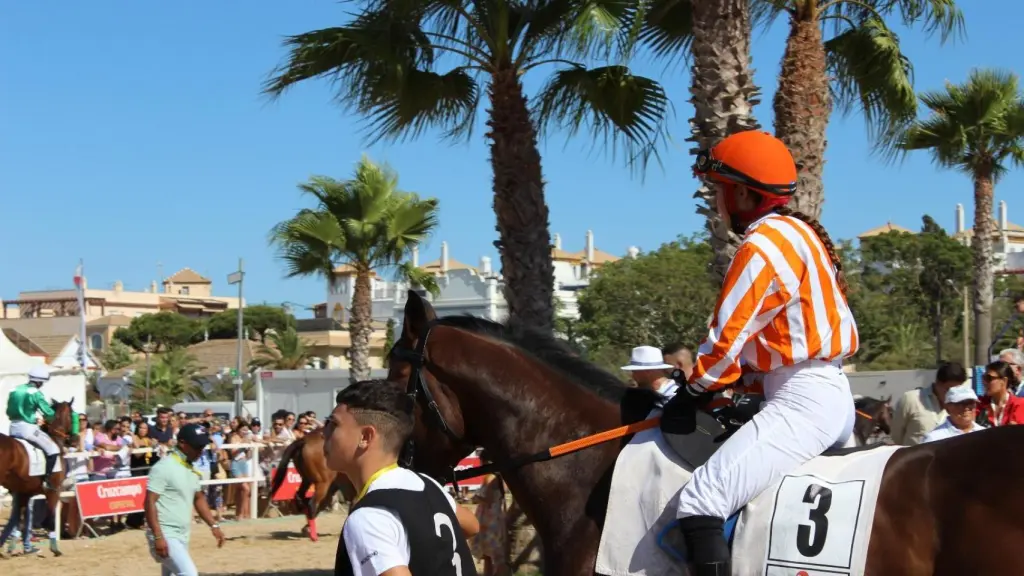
[855,409,873,420]
[392,319,661,489]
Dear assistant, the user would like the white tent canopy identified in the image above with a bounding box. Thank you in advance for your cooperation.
[0,329,86,434]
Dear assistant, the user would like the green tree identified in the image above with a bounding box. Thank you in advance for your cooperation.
[857,216,972,366]
[114,312,203,352]
[889,69,1024,365]
[577,235,718,369]
[249,327,312,370]
[265,0,670,331]
[200,378,258,402]
[383,318,397,368]
[269,156,439,382]
[133,348,205,406]
[100,339,136,372]
[205,305,297,342]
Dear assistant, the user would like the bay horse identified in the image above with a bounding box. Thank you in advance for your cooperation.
[853,396,893,445]
[269,429,355,541]
[388,290,1024,575]
[0,400,74,557]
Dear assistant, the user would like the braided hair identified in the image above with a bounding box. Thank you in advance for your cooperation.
[774,206,848,295]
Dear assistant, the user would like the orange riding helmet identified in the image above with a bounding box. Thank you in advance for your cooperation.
[693,131,798,225]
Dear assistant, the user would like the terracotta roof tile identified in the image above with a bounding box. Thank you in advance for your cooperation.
[165,267,211,284]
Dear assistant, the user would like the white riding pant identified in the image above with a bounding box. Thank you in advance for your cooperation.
[676,359,855,520]
[9,422,60,456]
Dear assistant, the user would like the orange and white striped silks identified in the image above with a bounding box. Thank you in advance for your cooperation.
[691,214,859,393]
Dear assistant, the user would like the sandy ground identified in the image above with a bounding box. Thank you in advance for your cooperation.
[2,512,347,576]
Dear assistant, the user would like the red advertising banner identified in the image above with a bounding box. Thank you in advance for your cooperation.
[271,465,315,501]
[75,477,148,519]
[448,456,484,490]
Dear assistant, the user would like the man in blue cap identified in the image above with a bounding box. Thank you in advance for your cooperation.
[5,366,61,490]
[144,423,226,576]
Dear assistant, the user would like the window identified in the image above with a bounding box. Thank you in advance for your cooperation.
[89,333,104,351]
[179,286,190,295]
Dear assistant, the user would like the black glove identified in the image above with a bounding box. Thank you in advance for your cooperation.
[661,386,713,436]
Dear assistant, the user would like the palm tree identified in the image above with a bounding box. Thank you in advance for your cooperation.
[250,327,312,370]
[642,0,762,280]
[133,348,205,405]
[264,0,670,331]
[396,261,442,298]
[757,0,963,217]
[270,156,440,382]
[889,69,1024,365]
[640,0,962,223]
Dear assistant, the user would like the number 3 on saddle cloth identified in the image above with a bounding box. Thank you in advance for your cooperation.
[594,399,901,576]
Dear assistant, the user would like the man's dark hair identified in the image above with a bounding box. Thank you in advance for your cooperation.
[662,342,689,356]
[936,361,967,384]
[335,380,413,455]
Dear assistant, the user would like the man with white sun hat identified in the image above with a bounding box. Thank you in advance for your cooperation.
[622,346,679,397]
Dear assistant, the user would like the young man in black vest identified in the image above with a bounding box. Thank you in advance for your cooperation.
[325,380,480,576]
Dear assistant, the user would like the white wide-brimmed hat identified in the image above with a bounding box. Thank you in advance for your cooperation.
[621,346,674,371]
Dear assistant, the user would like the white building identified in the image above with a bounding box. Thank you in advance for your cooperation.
[858,200,1024,273]
[323,230,637,327]
[953,201,1024,272]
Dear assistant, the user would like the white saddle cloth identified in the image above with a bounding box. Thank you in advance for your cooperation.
[595,422,900,576]
[15,439,62,477]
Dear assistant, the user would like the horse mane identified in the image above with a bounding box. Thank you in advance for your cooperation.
[854,396,888,411]
[434,315,662,410]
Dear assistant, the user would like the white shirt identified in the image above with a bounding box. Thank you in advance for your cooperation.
[342,467,458,576]
[921,418,986,443]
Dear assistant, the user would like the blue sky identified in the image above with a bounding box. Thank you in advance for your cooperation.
[2,1,1021,315]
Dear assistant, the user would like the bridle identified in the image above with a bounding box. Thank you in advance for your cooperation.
[390,319,480,487]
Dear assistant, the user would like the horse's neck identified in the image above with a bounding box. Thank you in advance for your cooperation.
[459,362,620,460]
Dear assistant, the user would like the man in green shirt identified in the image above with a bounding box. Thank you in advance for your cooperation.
[144,423,225,576]
[5,366,60,489]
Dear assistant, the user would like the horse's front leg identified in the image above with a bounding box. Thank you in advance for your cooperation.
[45,489,61,556]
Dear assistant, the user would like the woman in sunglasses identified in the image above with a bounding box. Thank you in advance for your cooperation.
[661,130,859,576]
[979,360,1024,427]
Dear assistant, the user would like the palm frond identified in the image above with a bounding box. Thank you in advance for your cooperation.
[534,65,671,170]
[637,0,693,62]
[396,261,442,297]
[826,17,916,141]
[884,68,1024,179]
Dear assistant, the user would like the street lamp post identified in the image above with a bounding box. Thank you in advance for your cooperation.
[143,335,154,408]
[227,259,245,418]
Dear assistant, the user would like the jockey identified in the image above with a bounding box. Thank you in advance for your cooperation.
[6,366,61,490]
[662,131,859,576]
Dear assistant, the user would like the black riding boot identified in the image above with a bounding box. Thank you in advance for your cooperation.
[678,515,731,576]
[42,454,59,490]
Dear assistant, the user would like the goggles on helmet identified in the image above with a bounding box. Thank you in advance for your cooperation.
[693,149,797,197]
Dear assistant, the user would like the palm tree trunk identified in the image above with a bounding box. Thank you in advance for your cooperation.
[972,172,996,365]
[487,66,555,332]
[687,0,762,281]
[349,270,373,383]
[772,8,830,219]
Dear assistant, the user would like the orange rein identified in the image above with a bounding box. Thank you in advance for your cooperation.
[855,409,872,420]
[548,417,661,457]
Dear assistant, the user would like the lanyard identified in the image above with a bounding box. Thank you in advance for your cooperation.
[168,450,202,478]
[355,464,399,503]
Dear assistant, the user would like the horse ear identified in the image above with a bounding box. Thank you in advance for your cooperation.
[69,396,75,407]
[403,290,437,341]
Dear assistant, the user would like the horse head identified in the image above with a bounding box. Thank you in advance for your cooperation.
[45,398,75,443]
[386,291,475,482]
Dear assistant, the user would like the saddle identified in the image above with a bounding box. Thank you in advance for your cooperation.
[661,394,888,471]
